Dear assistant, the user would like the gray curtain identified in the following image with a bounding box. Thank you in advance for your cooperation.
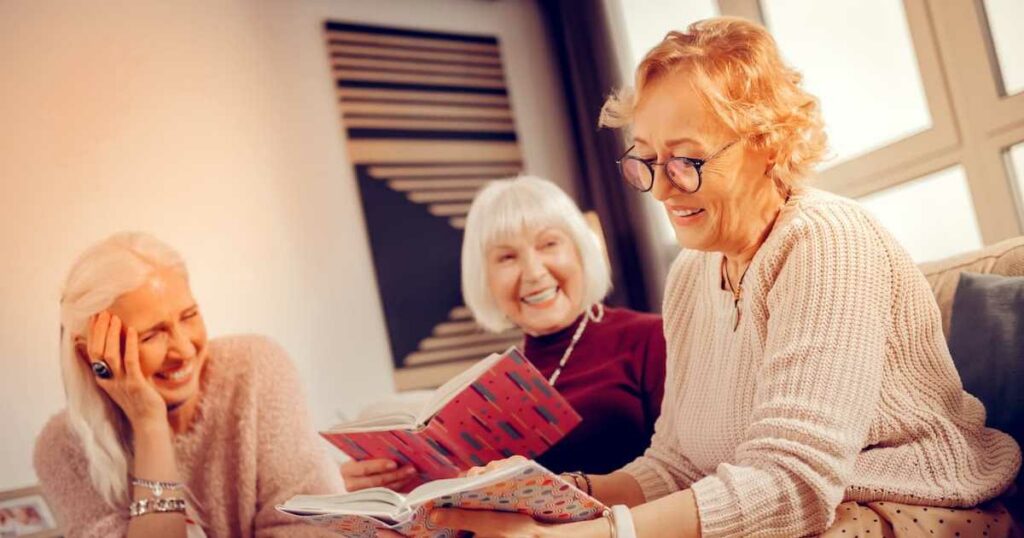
[538,0,654,312]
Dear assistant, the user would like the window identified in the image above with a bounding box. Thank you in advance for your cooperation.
[981,0,1024,96]
[1006,141,1024,227]
[858,166,982,262]
[761,0,932,165]
[610,0,719,69]
[606,0,1024,273]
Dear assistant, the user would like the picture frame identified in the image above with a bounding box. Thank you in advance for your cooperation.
[0,486,60,538]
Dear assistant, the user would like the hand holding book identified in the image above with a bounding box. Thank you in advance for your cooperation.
[324,347,582,490]
[278,459,606,537]
[341,459,419,492]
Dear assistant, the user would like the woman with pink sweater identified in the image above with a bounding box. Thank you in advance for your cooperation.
[33,233,343,537]
[429,17,1021,538]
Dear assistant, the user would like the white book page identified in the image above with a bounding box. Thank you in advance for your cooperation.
[279,489,408,519]
[405,460,532,507]
[323,348,516,433]
[415,349,510,424]
[323,411,420,433]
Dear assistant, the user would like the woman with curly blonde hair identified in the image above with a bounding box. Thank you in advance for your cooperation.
[428,16,1020,538]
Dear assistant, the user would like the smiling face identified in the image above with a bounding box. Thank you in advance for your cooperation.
[485,226,585,336]
[106,267,208,411]
[631,69,781,256]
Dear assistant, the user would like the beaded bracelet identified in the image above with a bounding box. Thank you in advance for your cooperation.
[560,471,592,495]
[129,497,187,518]
[580,472,594,495]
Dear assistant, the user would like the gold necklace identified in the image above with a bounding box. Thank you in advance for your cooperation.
[721,258,750,331]
[547,303,604,385]
[722,196,790,331]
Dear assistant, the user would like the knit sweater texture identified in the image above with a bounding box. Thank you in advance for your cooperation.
[34,335,344,537]
[621,187,1021,537]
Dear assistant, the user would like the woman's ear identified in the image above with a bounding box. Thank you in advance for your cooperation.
[74,338,89,364]
[763,148,777,176]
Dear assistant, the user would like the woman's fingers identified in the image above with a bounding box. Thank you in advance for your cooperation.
[430,508,541,534]
[88,312,110,360]
[344,459,399,477]
[123,327,144,382]
[467,455,527,477]
[349,466,418,490]
[102,314,124,377]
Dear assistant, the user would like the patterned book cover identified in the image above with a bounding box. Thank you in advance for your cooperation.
[322,348,582,488]
[279,461,606,537]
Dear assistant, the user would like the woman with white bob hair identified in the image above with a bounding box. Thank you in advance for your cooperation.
[34,232,343,537]
[341,176,668,493]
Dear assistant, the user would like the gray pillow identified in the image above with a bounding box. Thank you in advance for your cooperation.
[948,271,1024,447]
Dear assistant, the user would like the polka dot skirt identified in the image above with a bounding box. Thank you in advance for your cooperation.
[821,499,1020,538]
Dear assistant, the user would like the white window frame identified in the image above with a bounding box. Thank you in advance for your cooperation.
[722,0,1024,240]
[604,0,1024,261]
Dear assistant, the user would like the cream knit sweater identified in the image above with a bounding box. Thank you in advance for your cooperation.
[622,188,1021,537]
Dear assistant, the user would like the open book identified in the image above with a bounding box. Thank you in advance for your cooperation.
[322,347,582,488]
[277,459,606,537]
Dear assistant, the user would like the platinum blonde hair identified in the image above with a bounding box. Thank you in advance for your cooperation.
[461,176,612,332]
[58,232,187,506]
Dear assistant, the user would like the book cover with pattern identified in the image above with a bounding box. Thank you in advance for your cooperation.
[322,348,582,488]
[278,461,606,537]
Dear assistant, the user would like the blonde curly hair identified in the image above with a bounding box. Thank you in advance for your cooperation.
[600,16,828,189]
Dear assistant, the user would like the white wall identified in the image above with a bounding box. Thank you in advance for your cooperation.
[0,0,578,491]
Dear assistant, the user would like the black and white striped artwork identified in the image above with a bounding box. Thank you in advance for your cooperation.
[325,21,524,389]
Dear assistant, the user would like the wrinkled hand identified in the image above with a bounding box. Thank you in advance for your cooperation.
[83,311,166,428]
[341,459,418,492]
[466,455,529,478]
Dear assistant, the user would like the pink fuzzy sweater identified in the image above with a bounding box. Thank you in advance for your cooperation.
[622,188,1021,537]
[34,335,344,537]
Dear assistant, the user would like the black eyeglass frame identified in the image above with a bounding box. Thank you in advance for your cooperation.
[615,140,738,193]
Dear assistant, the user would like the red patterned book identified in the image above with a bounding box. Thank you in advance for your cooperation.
[321,347,581,488]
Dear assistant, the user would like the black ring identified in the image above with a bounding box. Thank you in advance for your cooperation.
[91,360,113,380]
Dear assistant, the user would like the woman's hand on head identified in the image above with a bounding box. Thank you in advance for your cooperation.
[341,459,418,491]
[83,311,167,429]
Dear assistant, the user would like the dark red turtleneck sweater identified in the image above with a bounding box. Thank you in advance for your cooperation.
[525,306,666,475]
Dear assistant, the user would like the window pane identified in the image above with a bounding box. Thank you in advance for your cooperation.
[613,0,719,69]
[982,0,1024,96]
[1006,141,1024,224]
[858,166,982,263]
[761,0,932,166]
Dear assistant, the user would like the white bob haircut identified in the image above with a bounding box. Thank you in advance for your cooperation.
[58,232,187,506]
[461,175,612,333]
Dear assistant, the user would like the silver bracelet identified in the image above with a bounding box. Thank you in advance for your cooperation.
[602,508,617,538]
[129,497,187,518]
[131,477,183,497]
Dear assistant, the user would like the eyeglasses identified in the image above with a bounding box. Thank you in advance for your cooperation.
[615,140,738,194]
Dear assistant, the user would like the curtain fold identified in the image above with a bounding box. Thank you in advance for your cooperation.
[538,0,653,311]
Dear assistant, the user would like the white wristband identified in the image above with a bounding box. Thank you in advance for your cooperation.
[611,505,637,538]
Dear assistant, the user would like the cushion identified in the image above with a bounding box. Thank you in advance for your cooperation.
[948,272,1024,448]
[920,236,1024,339]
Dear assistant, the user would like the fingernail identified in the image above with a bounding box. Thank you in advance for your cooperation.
[428,510,441,524]
[386,461,397,470]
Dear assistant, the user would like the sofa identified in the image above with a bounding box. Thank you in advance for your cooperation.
[919,235,1024,520]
